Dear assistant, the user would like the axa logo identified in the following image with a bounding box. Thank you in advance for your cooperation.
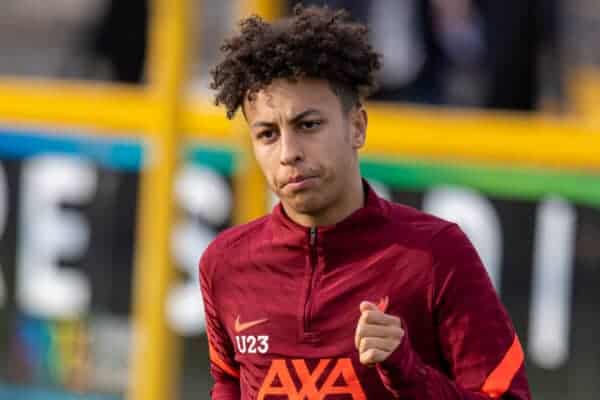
[258,358,366,400]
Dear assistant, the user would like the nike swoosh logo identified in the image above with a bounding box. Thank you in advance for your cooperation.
[377,296,389,313]
[234,315,269,333]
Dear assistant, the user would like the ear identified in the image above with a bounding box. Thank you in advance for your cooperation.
[349,106,367,150]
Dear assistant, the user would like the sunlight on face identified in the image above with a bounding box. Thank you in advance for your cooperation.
[244,78,366,224]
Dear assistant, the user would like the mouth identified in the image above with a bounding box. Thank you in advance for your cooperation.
[283,175,318,191]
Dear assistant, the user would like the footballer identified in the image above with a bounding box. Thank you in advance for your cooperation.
[200,5,531,399]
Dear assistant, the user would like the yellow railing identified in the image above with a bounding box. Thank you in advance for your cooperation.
[0,80,154,133]
[0,1,599,400]
[363,104,600,169]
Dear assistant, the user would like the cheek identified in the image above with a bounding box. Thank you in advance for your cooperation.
[323,132,352,166]
[254,147,279,181]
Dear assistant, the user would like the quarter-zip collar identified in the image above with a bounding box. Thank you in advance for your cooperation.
[270,179,389,250]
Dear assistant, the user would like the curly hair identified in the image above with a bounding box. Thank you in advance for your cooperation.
[210,4,382,119]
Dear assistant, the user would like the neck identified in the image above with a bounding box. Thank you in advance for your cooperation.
[283,175,365,227]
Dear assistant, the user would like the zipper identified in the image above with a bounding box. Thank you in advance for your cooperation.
[310,226,317,246]
[303,227,318,334]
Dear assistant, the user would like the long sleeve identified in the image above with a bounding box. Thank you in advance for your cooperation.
[200,250,241,400]
[376,224,531,399]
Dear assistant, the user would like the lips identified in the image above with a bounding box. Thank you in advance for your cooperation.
[287,175,311,185]
[283,175,318,190]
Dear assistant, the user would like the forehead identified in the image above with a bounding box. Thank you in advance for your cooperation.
[244,78,341,121]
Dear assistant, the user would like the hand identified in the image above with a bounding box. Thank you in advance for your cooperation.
[355,301,404,366]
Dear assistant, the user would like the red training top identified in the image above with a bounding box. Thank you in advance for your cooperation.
[200,181,531,399]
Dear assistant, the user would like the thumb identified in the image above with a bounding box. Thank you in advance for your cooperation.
[360,301,378,313]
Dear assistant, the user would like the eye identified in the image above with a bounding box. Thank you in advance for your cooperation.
[299,120,322,131]
[257,129,278,143]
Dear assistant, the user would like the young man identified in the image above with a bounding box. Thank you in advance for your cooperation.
[201,5,531,399]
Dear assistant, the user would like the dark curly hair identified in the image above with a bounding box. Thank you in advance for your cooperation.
[210,4,382,119]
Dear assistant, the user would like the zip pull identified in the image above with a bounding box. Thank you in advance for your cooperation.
[309,227,317,246]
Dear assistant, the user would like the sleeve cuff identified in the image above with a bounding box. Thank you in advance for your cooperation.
[376,329,428,389]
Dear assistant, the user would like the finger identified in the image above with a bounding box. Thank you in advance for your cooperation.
[360,310,402,327]
[354,322,364,350]
[359,336,400,354]
[360,301,378,313]
[355,313,402,348]
[359,348,388,366]
[355,324,404,348]
[354,319,367,349]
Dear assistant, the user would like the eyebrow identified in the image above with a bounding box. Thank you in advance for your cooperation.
[251,109,322,129]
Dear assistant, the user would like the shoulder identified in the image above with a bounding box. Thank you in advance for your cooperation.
[383,200,490,294]
[199,215,270,281]
[383,200,457,248]
[212,214,270,251]
[384,199,476,262]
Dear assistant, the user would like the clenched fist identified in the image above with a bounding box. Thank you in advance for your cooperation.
[355,301,404,366]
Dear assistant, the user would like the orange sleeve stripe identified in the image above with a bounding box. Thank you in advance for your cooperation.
[209,341,240,379]
[481,335,524,398]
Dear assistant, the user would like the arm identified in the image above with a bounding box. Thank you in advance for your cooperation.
[372,224,531,399]
[200,250,241,400]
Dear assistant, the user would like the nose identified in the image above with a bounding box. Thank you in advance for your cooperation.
[279,130,304,166]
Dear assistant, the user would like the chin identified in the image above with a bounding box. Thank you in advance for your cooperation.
[287,193,327,214]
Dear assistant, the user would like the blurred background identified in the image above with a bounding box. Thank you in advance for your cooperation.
[0,0,599,399]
